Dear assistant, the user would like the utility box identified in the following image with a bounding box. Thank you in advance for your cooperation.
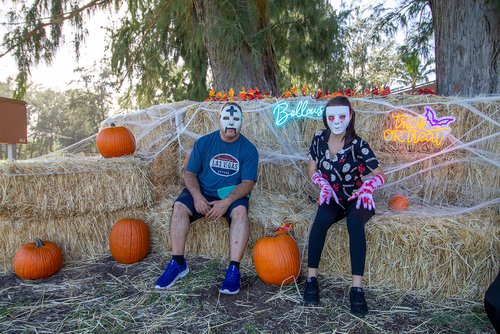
[0,96,28,144]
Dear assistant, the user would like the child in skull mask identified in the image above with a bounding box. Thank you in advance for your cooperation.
[303,96,385,317]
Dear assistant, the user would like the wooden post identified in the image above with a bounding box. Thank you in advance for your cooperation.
[7,144,16,160]
[0,96,27,160]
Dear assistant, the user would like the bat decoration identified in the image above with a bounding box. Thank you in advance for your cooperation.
[424,106,455,127]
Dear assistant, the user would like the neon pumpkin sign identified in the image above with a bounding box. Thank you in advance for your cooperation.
[272,98,325,127]
[383,106,455,146]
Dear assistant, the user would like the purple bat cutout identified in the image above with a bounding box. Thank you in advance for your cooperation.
[424,107,455,127]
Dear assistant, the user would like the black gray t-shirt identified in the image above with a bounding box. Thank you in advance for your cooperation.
[308,129,380,200]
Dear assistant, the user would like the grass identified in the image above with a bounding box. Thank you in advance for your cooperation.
[428,304,491,333]
[0,252,496,334]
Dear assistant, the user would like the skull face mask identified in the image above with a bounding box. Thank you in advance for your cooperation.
[325,106,351,135]
[220,104,243,135]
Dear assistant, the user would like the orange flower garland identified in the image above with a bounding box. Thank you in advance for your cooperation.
[204,85,396,102]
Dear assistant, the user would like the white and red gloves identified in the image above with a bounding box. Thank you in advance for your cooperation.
[311,172,339,205]
[348,174,384,210]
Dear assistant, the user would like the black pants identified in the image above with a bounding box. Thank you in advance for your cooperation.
[307,200,374,276]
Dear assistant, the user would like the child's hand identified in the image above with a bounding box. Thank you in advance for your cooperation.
[311,172,339,205]
[348,174,384,210]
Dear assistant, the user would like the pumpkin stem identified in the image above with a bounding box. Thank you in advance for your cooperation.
[34,238,44,248]
[274,222,293,235]
[110,122,116,127]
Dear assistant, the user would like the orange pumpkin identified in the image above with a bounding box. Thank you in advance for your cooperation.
[253,228,300,286]
[14,238,63,280]
[96,123,136,158]
[109,219,150,264]
[389,194,410,211]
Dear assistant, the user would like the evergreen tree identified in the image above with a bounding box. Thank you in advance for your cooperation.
[374,0,499,96]
[341,5,400,90]
[1,0,346,104]
[397,47,434,89]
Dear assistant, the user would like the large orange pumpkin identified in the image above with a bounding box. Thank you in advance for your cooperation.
[96,123,136,158]
[14,238,63,280]
[389,194,410,211]
[109,219,150,264]
[253,226,300,286]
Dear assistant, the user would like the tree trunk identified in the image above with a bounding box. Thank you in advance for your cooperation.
[193,0,279,95]
[16,144,23,160]
[430,0,500,96]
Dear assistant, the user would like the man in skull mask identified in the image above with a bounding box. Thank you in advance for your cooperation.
[155,102,259,295]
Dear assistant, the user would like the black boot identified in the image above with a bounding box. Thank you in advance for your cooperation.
[350,287,369,316]
[303,277,320,305]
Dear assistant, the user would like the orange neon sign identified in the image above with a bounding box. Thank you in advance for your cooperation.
[383,107,454,146]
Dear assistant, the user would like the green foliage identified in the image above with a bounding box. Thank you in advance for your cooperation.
[110,0,207,107]
[1,0,113,98]
[340,5,401,90]
[2,0,347,106]
[0,64,113,159]
[270,0,346,91]
[397,46,434,88]
[372,0,434,61]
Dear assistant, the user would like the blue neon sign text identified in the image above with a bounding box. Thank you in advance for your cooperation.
[272,99,326,127]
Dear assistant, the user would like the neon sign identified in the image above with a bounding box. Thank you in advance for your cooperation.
[272,98,325,127]
[383,107,455,146]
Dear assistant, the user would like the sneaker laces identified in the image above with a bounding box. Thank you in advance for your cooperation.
[224,267,239,283]
[162,260,179,275]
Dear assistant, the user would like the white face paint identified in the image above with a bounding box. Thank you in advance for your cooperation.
[219,104,243,135]
[325,106,351,135]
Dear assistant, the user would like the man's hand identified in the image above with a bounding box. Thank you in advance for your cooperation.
[206,198,231,220]
[193,194,211,215]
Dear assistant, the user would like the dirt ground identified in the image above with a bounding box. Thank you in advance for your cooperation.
[0,253,496,334]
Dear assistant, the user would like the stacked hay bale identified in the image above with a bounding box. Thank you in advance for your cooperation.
[146,96,499,300]
[0,95,498,301]
[0,157,152,272]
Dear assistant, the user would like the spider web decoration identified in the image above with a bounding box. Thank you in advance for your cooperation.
[27,96,499,218]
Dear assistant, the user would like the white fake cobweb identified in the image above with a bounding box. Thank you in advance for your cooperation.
[26,96,500,218]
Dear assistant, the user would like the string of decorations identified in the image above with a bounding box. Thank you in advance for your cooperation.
[205,85,436,102]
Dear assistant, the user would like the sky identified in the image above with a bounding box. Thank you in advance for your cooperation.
[0,7,115,91]
[0,0,398,92]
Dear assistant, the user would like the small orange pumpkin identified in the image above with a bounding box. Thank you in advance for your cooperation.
[14,238,63,280]
[96,123,136,158]
[109,219,150,264]
[389,194,410,211]
[253,224,300,286]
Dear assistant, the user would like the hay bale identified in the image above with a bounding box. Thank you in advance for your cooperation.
[2,95,496,302]
[103,101,198,160]
[0,156,152,218]
[147,185,499,300]
[149,142,185,200]
[318,208,499,300]
[144,96,498,206]
[376,151,500,208]
[0,207,149,273]
[147,186,315,261]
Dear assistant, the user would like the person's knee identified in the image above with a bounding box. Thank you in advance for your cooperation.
[309,222,327,239]
[230,206,248,224]
[172,202,191,221]
[346,220,366,243]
